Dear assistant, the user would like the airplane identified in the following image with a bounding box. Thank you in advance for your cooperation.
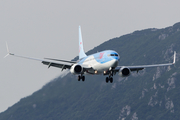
[4,26,176,83]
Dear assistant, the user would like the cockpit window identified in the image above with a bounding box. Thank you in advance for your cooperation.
[114,54,118,56]
[108,54,118,57]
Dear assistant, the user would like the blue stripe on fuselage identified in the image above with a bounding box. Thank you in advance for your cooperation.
[78,50,120,65]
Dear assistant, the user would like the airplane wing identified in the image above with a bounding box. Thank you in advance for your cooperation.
[4,43,75,70]
[8,53,74,70]
[5,52,94,72]
[115,51,176,72]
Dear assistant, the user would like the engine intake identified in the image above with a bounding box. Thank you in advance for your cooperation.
[74,65,83,73]
[70,64,83,74]
[119,67,131,77]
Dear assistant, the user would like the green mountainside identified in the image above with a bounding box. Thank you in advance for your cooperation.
[1,22,180,120]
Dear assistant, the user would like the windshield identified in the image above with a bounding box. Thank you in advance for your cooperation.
[108,54,118,56]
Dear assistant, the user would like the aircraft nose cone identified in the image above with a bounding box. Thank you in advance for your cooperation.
[112,59,118,68]
[115,59,119,66]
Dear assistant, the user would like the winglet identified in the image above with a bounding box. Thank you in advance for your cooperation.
[4,42,14,58]
[173,51,176,64]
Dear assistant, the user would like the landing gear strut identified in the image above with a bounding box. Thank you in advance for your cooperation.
[78,75,85,81]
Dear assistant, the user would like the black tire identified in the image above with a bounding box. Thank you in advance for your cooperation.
[82,76,85,81]
[78,75,81,81]
[106,77,109,83]
[110,77,113,83]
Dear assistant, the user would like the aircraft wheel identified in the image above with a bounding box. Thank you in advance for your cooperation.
[78,75,81,81]
[110,77,113,83]
[82,76,85,81]
[106,77,109,83]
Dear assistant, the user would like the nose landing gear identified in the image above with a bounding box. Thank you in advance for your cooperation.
[105,70,114,83]
[106,77,113,83]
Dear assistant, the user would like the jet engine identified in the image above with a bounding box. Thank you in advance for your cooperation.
[70,64,83,74]
[118,67,131,77]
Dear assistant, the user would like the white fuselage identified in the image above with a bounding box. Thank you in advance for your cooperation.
[70,50,120,75]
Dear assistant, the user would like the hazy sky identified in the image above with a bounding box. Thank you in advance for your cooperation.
[0,0,180,112]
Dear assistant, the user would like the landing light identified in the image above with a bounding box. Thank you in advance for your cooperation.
[95,71,98,74]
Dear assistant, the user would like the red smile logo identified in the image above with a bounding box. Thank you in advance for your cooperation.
[99,52,104,59]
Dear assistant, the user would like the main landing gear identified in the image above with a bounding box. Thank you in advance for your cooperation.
[106,77,113,83]
[78,75,85,81]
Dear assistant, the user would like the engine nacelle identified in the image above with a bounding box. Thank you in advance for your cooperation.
[119,67,131,77]
[70,64,83,74]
